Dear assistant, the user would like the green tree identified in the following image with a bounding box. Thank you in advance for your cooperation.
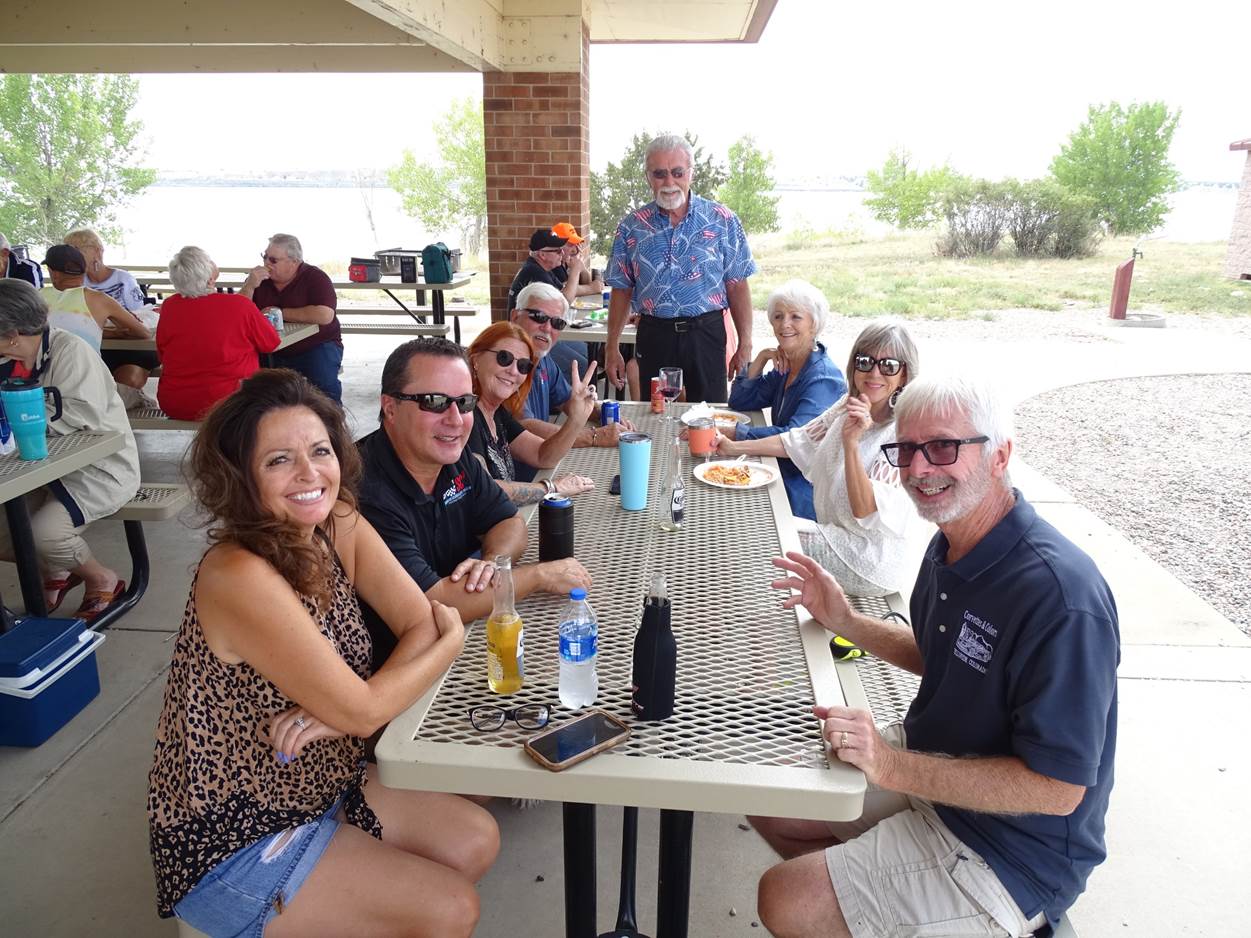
[0,74,155,246]
[864,148,957,229]
[590,131,727,258]
[716,135,780,234]
[388,98,486,254]
[1049,101,1181,236]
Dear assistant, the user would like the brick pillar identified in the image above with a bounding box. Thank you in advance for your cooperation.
[483,24,590,321]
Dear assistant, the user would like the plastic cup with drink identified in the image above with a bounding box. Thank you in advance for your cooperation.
[0,379,63,461]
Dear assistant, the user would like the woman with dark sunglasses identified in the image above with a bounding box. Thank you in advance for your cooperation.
[465,321,597,506]
[715,319,928,597]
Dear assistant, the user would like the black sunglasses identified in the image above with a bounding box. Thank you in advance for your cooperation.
[469,703,551,731]
[880,436,990,468]
[260,252,286,264]
[388,391,479,414]
[854,354,904,377]
[650,167,687,180]
[523,309,569,331]
[481,348,534,375]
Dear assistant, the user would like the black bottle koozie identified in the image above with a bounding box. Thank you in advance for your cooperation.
[631,598,676,720]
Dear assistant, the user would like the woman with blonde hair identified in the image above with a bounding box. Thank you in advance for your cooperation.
[63,228,157,388]
[716,318,925,597]
[464,321,597,505]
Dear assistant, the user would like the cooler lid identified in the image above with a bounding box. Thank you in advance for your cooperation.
[0,616,89,679]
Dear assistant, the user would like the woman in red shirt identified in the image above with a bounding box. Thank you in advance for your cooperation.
[156,246,281,420]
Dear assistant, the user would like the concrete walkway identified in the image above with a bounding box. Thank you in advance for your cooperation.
[1,311,1248,936]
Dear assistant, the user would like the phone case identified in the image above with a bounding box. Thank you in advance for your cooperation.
[609,474,621,495]
[523,709,631,772]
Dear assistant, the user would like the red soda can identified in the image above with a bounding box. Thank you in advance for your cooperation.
[650,377,664,413]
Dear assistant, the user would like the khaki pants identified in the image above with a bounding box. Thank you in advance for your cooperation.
[0,487,94,574]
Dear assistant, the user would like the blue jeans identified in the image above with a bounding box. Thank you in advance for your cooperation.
[273,342,343,404]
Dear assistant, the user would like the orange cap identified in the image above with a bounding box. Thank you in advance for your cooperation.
[551,222,584,244]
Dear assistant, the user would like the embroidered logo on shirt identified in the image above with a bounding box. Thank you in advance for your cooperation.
[442,472,470,506]
[954,609,998,673]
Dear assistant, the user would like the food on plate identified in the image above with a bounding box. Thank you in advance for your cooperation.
[705,463,753,486]
[713,411,747,425]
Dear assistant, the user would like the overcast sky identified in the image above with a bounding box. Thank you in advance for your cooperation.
[134,0,1247,183]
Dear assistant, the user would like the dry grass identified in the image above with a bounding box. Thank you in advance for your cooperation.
[746,231,1247,319]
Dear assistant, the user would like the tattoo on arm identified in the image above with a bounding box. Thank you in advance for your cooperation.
[502,481,546,506]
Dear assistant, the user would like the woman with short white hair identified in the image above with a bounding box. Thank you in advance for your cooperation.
[155,245,281,421]
[723,279,847,520]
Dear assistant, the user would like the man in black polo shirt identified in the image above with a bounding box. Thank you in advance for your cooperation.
[505,228,569,313]
[752,375,1118,938]
[358,337,591,671]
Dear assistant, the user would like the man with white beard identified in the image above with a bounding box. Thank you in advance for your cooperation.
[604,133,756,404]
[750,375,1119,938]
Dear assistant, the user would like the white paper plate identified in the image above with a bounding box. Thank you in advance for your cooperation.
[693,460,777,490]
[680,407,751,427]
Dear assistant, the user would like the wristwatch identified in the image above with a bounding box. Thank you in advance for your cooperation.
[542,478,556,495]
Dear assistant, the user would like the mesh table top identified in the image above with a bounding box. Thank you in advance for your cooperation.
[0,431,125,503]
[377,403,874,821]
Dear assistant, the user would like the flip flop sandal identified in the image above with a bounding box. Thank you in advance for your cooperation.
[73,581,126,623]
[44,573,84,613]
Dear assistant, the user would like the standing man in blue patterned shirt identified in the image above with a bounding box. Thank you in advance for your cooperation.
[604,134,757,404]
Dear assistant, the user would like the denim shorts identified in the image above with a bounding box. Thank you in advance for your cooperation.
[173,797,343,938]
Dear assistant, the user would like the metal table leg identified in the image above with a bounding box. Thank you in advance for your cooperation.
[5,497,46,618]
[564,802,598,938]
[656,809,694,938]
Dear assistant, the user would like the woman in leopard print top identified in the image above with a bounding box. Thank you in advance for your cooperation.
[147,370,498,936]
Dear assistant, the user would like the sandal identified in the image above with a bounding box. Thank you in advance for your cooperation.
[44,574,84,613]
[73,580,126,623]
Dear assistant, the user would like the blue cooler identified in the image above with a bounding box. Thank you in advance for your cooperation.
[0,617,104,747]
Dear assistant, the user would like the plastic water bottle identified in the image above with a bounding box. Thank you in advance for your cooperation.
[558,588,598,709]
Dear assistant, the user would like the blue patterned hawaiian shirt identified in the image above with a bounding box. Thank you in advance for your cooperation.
[605,194,756,319]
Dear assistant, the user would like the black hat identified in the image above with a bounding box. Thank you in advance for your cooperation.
[43,244,87,275]
[529,229,568,251]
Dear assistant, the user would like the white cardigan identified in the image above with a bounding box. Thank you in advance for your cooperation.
[780,400,929,594]
[35,328,140,526]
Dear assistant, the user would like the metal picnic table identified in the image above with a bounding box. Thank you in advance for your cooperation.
[377,402,877,937]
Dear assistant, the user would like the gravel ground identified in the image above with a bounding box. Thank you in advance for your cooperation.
[1016,374,1250,635]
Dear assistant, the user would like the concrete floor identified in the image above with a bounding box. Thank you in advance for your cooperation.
[2,319,1250,936]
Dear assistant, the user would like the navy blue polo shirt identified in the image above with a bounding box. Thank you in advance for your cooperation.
[905,491,1119,926]
[357,427,517,670]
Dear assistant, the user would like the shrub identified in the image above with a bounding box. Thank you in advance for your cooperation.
[1050,190,1102,258]
[1005,179,1102,258]
[935,179,1013,257]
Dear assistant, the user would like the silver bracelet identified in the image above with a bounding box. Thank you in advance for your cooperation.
[542,478,555,495]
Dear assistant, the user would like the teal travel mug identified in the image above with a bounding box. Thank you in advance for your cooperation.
[618,432,652,511]
[0,379,63,461]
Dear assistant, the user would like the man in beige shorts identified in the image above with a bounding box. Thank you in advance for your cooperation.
[751,376,1119,938]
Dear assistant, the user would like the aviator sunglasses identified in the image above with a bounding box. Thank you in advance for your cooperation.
[482,348,534,375]
[853,354,904,377]
[387,391,479,414]
[523,309,569,331]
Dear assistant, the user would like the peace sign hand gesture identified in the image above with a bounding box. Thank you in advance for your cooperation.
[567,360,600,426]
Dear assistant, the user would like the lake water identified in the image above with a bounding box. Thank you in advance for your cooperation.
[113,184,1238,266]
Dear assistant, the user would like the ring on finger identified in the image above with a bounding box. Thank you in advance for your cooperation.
[839,730,849,749]
[294,716,307,729]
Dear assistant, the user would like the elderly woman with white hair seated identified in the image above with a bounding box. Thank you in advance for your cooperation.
[722,279,846,520]
[717,318,925,597]
[0,279,140,622]
[155,246,280,421]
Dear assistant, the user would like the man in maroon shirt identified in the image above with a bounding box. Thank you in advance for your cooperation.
[241,232,343,402]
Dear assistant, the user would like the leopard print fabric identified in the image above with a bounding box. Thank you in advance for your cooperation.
[147,554,382,917]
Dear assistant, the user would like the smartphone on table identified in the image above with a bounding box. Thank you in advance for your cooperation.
[524,709,631,772]
[609,474,621,495]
